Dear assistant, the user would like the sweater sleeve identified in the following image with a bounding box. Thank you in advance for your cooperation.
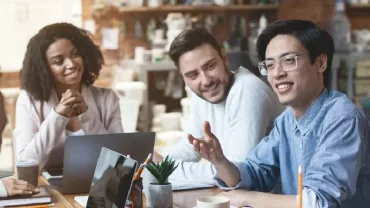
[0,179,8,197]
[14,91,69,168]
[167,74,283,185]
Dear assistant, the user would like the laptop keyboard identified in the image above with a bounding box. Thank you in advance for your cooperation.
[48,179,63,189]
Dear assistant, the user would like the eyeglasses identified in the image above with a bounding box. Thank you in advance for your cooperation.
[258,53,304,76]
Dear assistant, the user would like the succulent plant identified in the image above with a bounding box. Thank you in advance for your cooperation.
[146,156,178,185]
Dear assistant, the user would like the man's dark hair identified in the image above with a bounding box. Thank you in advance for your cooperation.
[169,28,222,68]
[257,19,334,87]
[20,22,104,101]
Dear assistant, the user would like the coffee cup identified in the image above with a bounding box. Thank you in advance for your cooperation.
[16,159,39,187]
[197,196,230,208]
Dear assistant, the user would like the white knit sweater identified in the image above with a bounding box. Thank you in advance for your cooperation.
[0,179,8,197]
[165,67,285,184]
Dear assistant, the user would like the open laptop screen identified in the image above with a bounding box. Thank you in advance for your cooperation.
[86,147,138,208]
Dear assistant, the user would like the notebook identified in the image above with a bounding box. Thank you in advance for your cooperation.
[171,180,215,191]
[0,186,51,207]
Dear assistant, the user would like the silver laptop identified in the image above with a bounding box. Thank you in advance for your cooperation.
[47,132,155,194]
[86,147,138,208]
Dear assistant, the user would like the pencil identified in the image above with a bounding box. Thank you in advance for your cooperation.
[133,153,152,180]
[298,165,302,208]
[27,203,54,208]
[143,153,152,165]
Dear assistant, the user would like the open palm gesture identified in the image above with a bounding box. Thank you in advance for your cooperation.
[188,121,226,166]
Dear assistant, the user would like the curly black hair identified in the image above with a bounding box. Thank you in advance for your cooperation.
[20,22,104,101]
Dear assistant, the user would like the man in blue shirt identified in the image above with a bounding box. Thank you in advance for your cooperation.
[188,20,370,208]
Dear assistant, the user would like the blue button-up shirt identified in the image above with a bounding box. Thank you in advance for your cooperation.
[218,89,370,207]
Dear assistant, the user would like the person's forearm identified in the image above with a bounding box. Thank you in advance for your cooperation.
[246,192,296,208]
[214,160,241,187]
[16,110,69,166]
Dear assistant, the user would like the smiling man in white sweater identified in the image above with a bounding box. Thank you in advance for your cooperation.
[154,28,284,185]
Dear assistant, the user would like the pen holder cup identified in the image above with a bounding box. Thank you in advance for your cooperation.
[128,177,143,208]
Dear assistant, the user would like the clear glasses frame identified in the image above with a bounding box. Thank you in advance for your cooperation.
[258,53,303,76]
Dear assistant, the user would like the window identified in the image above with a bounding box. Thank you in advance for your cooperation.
[0,0,82,71]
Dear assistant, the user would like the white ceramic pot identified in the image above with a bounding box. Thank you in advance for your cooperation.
[146,183,173,208]
[197,196,230,208]
[160,112,182,131]
[135,46,145,63]
[128,0,144,6]
[214,0,231,6]
[156,130,183,146]
[153,104,166,118]
[148,0,163,7]
[114,81,146,105]
[165,13,185,31]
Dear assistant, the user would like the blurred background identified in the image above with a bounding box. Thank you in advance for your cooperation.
[0,0,369,171]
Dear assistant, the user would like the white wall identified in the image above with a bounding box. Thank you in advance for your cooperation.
[0,0,82,72]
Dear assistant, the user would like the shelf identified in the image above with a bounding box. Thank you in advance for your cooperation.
[92,4,279,19]
[348,4,370,8]
[118,4,280,13]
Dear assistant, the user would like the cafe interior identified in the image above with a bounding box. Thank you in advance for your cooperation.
[0,0,370,207]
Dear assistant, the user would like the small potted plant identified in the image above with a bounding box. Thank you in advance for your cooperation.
[145,156,178,208]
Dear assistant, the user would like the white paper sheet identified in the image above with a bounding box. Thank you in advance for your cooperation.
[74,195,88,208]
[119,97,140,133]
[172,181,216,191]
[101,27,119,50]
[169,178,216,191]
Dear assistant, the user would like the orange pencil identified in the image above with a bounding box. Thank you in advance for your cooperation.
[27,203,54,208]
[298,165,303,208]
[133,153,152,180]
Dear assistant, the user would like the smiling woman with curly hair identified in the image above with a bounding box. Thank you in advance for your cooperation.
[14,23,123,169]
[21,23,103,101]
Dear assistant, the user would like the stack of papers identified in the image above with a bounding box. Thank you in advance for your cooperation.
[0,186,51,207]
[171,180,216,191]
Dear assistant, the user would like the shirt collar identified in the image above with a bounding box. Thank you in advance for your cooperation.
[293,88,329,134]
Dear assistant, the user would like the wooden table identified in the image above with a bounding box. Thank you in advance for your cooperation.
[18,177,222,208]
